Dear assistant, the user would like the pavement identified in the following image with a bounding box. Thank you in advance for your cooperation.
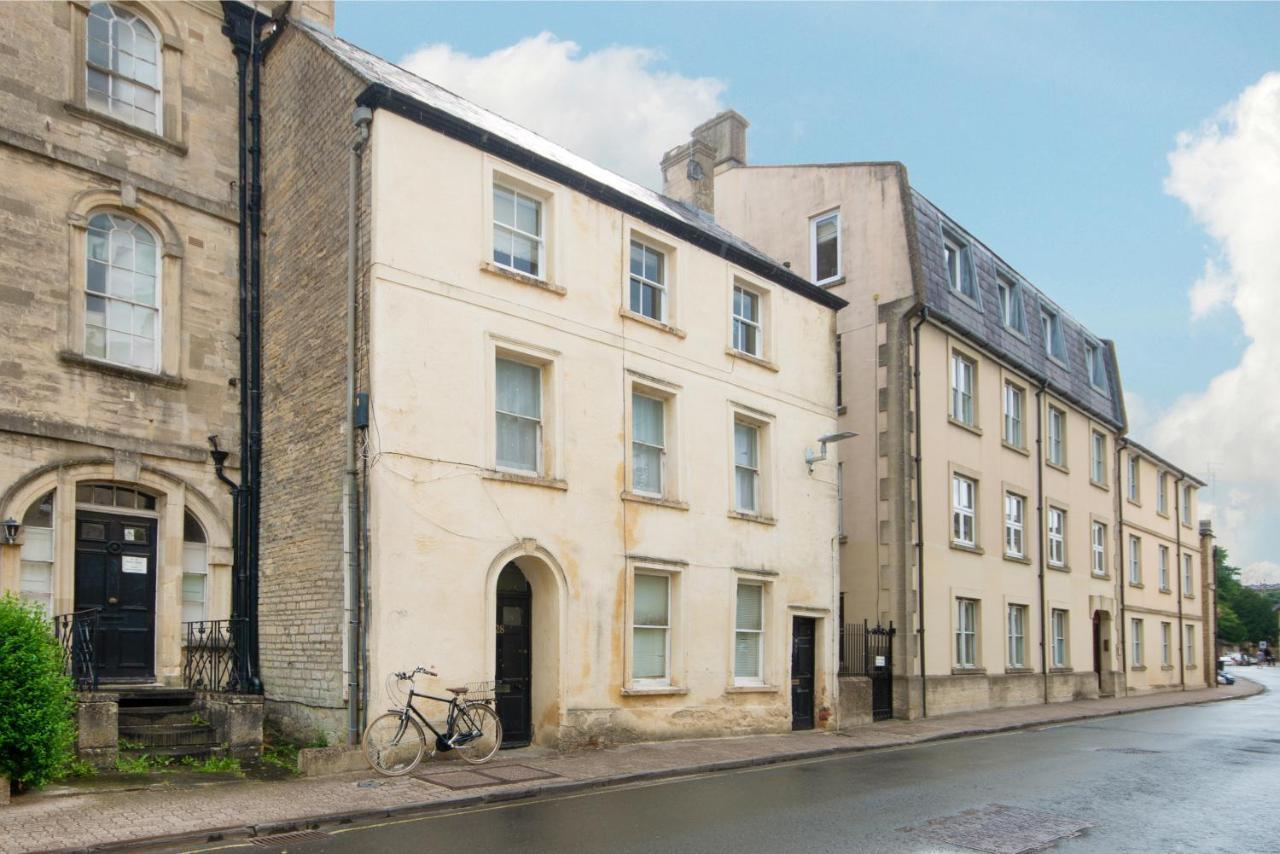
[0,675,1262,853]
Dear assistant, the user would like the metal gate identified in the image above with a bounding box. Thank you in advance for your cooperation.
[840,620,895,721]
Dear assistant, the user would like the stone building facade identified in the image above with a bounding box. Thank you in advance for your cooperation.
[256,21,846,747]
[0,0,247,685]
[669,115,1215,717]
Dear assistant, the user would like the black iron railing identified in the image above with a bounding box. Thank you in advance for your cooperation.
[839,621,896,676]
[53,608,100,691]
[183,618,255,693]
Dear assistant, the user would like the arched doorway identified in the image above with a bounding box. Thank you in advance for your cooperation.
[496,562,532,746]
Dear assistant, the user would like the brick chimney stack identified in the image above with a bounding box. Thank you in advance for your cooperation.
[660,110,749,215]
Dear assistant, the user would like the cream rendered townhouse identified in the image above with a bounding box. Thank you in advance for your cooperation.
[256,21,846,748]
[1116,439,1214,692]
[664,113,1212,718]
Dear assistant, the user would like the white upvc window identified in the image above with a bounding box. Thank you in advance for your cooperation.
[810,210,841,284]
[1181,484,1193,525]
[1003,382,1024,447]
[632,572,671,685]
[1158,545,1170,591]
[1047,507,1066,567]
[19,491,56,617]
[734,581,765,685]
[495,357,543,473]
[1127,454,1140,502]
[1157,472,1169,515]
[1131,618,1144,666]
[181,511,208,624]
[998,275,1026,333]
[733,420,760,513]
[732,284,763,357]
[944,234,976,300]
[1004,493,1025,559]
[86,2,161,134]
[629,239,666,321]
[1185,624,1195,664]
[1091,521,1107,576]
[631,392,666,496]
[1047,406,1066,467]
[952,475,977,547]
[951,353,976,426]
[1183,553,1194,594]
[1041,309,1065,360]
[1086,343,1107,390]
[1051,609,1068,668]
[956,598,978,668]
[1091,432,1107,485]
[492,183,544,277]
[1161,622,1172,667]
[1008,604,1027,668]
[86,212,160,372]
[1129,535,1142,585]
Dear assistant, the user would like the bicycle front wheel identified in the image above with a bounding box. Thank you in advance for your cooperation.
[364,712,427,776]
[453,702,503,764]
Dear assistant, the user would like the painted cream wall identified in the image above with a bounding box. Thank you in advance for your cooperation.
[916,324,1122,714]
[1117,446,1206,693]
[361,112,840,746]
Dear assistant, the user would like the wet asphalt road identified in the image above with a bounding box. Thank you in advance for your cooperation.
[205,668,1279,854]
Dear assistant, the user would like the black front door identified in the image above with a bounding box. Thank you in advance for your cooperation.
[495,563,532,747]
[74,511,157,680]
[791,616,816,731]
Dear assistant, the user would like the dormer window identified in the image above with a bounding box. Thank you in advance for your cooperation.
[86,3,161,134]
[943,233,977,301]
[1041,309,1065,361]
[997,274,1026,334]
[1086,343,1107,390]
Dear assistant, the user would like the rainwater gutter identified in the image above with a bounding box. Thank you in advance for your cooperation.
[1175,474,1186,691]
[1117,438,1129,696]
[1035,380,1049,704]
[911,305,928,718]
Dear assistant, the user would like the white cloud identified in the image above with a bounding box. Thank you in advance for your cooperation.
[1151,72,1280,567]
[398,33,726,189]
[1241,561,1280,586]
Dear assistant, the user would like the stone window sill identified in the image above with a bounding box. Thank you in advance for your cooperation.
[1183,594,1196,600]
[1003,552,1031,565]
[619,308,685,338]
[1187,664,1198,670]
[948,417,982,437]
[1130,665,1147,672]
[1159,587,1172,594]
[58,350,185,389]
[621,491,688,511]
[621,685,688,697]
[1048,667,1074,674]
[481,469,568,491]
[1005,667,1035,675]
[950,542,984,556]
[1090,478,1110,492]
[1048,563,1071,573]
[64,101,188,155]
[1129,582,1144,589]
[726,684,779,694]
[725,348,780,373]
[728,510,777,526]
[1161,665,1175,671]
[1126,497,1143,508]
[1092,572,1111,581]
[479,261,566,295]
[1046,460,1070,475]
[952,666,986,676]
[1002,440,1030,457]
[818,276,846,290]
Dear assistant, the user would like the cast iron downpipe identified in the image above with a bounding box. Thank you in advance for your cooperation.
[1035,380,1049,704]
[346,107,372,746]
[1116,438,1129,696]
[1174,474,1186,690]
[911,306,929,717]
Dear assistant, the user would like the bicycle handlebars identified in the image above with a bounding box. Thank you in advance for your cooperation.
[393,666,437,680]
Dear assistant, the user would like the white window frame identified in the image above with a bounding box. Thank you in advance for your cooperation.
[1183,553,1194,594]
[810,209,841,285]
[956,598,979,669]
[1181,484,1193,526]
[1041,309,1065,361]
[1158,545,1170,591]
[181,511,209,624]
[1047,507,1066,568]
[1003,381,1024,448]
[1091,521,1107,577]
[951,352,976,427]
[19,491,57,618]
[952,475,977,548]
[631,570,673,688]
[1185,624,1195,664]
[1129,535,1142,585]
[733,418,761,514]
[1127,454,1140,503]
[628,238,667,323]
[1086,343,1107,390]
[630,390,667,498]
[1091,432,1107,485]
[997,274,1026,333]
[1131,618,1144,666]
[944,233,976,300]
[86,2,163,135]
[491,182,546,279]
[1051,609,1068,668]
[1047,405,1066,467]
[733,580,766,686]
[494,355,544,475]
[1157,472,1169,515]
[85,212,162,373]
[1004,492,1025,559]
[731,283,764,358]
[1161,622,1172,667]
[1008,604,1027,669]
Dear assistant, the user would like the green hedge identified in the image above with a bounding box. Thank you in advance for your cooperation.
[0,595,76,793]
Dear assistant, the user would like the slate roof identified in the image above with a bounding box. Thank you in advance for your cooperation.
[290,19,843,310]
[910,189,1126,430]
[1122,438,1207,486]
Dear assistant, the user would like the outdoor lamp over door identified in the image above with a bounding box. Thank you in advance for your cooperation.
[805,431,858,473]
[2,517,19,545]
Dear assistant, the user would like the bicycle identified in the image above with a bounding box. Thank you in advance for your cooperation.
[363,666,503,775]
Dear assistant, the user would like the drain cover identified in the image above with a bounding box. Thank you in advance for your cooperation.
[901,803,1091,854]
[251,829,331,847]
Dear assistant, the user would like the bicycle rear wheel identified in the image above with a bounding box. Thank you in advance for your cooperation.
[453,702,502,764]
[364,712,427,776]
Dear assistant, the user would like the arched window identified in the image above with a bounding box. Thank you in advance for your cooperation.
[86,2,161,133]
[181,511,208,623]
[85,213,159,372]
[19,491,56,617]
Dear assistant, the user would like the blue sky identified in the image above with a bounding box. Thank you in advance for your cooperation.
[336,2,1280,572]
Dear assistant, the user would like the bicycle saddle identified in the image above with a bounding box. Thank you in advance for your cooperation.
[447,686,469,695]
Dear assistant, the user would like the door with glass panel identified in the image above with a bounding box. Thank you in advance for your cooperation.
[75,510,157,680]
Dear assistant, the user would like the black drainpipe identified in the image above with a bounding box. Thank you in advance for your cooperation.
[1035,381,1048,704]
[1116,438,1128,696]
[1174,475,1186,690]
[911,306,928,718]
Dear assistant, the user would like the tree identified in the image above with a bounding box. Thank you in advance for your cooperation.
[1215,546,1279,647]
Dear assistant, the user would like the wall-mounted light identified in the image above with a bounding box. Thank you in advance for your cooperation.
[2,517,20,545]
[805,431,858,473]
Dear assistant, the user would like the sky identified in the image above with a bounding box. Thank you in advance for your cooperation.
[335,1,1280,580]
